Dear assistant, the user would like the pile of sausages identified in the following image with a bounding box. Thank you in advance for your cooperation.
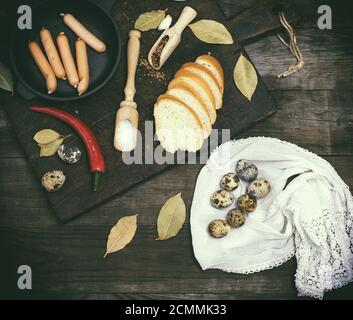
[28,13,106,96]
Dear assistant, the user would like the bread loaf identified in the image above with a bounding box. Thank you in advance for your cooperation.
[195,55,224,94]
[153,54,224,153]
[180,62,223,109]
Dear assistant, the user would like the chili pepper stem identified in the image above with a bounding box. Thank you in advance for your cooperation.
[93,171,102,192]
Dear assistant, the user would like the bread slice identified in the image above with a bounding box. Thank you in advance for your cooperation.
[172,70,217,124]
[195,55,224,94]
[180,62,223,109]
[167,82,212,138]
[154,95,204,153]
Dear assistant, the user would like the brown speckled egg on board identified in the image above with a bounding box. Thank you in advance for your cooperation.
[210,190,234,209]
[247,179,271,199]
[237,194,257,213]
[208,219,230,238]
[236,159,258,182]
[41,170,66,192]
[220,173,240,191]
[227,209,246,228]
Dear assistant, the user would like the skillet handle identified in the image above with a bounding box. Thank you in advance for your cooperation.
[94,0,117,11]
[16,83,36,100]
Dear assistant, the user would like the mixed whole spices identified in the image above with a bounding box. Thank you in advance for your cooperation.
[151,35,169,68]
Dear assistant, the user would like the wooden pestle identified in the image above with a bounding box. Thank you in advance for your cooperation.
[114,30,141,152]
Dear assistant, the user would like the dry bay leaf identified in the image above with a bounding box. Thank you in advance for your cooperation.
[104,214,138,258]
[38,134,69,157]
[33,129,61,144]
[39,136,65,157]
[0,61,14,94]
[233,53,258,101]
[135,10,166,32]
[156,193,186,241]
[189,20,233,44]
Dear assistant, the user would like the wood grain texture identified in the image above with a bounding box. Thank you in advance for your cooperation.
[1,0,353,300]
[226,0,299,44]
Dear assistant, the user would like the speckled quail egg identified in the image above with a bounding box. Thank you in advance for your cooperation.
[41,170,66,192]
[210,190,234,209]
[236,159,258,182]
[220,173,240,191]
[247,179,271,199]
[208,219,230,238]
[227,209,246,228]
[57,143,81,164]
[237,194,257,213]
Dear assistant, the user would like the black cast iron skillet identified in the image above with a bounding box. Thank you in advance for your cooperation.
[10,0,120,101]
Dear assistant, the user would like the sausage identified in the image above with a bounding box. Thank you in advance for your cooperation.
[28,41,57,94]
[56,32,79,88]
[61,13,106,53]
[40,27,66,80]
[75,38,89,96]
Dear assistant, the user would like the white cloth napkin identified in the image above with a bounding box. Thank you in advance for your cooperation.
[190,137,353,299]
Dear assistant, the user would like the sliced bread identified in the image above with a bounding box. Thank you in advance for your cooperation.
[180,62,223,109]
[195,55,224,94]
[167,82,212,138]
[154,95,204,153]
[172,70,217,124]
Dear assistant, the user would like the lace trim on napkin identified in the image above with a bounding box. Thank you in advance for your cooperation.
[219,249,296,274]
[293,209,353,299]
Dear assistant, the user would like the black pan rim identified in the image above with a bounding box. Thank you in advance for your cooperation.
[10,0,121,102]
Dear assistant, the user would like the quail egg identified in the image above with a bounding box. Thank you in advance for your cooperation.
[237,194,257,213]
[57,143,82,164]
[210,190,234,209]
[220,173,240,191]
[247,179,271,199]
[236,159,258,182]
[227,209,246,228]
[208,219,230,238]
[41,170,66,192]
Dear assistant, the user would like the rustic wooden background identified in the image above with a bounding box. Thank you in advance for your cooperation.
[1,0,353,299]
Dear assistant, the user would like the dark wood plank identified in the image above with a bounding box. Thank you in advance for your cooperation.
[244,28,353,90]
[1,155,352,225]
[217,0,258,19]
[3,89,353,158]
[226,0,299,44]
[1,150,352,298]
[238,90,353,156]
[219,0,353,29]
[292,0,353,28]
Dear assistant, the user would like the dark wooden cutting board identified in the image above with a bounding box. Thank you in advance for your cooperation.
[1,0,293,222]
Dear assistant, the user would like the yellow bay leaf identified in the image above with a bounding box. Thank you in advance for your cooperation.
[233,53,258,101]
[156,193,186,240]
[135,10,166,32]
[104,214,138,258]
[33,129,60,144]
[39,136,65,157]
[189,20,233,44]
[38,134,69,157]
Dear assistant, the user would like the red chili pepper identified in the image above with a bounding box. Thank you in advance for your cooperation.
[30,106,105,191]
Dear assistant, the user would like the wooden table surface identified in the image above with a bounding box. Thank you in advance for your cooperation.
[1,0,353,299]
